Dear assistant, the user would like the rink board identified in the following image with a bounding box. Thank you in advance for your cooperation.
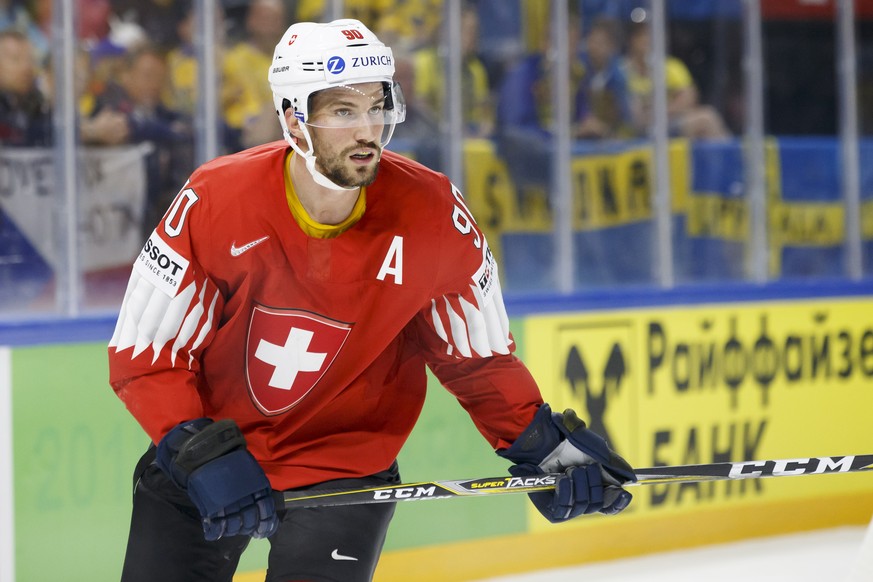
[372,293,873,581]
[1,291,872,581]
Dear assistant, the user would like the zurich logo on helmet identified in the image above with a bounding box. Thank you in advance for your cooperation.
[326,56,346,75]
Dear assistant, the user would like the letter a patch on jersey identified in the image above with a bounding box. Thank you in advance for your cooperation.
[246,305,352,415]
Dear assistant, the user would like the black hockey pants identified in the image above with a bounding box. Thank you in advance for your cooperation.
[119,446,398,582]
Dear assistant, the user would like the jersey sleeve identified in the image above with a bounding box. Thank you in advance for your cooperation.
[413,182,544,450]
[107,183,222,444]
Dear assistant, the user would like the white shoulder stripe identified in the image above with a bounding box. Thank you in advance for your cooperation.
[110,271,158,352]
[479,282,512,354]
[429,299,451,354]
[110,268,216,369]
[149,282,197,364]
[459,295,491,357]
[170,283,206,366]
[187,288,219,368]
[132,284,174,359]
[173,285,217,367]
[427,275,513,359]
[444,297,472,358]
[109,274,135,349]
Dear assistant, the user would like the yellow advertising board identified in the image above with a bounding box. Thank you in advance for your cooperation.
[524,296,873,533]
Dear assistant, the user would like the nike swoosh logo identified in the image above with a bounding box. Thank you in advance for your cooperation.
[230,236,269,257]
[331,549,358,561]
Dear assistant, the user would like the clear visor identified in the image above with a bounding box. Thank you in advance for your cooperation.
[304,81,406,129]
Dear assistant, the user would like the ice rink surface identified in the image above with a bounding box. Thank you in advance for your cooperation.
[476,525,871,582]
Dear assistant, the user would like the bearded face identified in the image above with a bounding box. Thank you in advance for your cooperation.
[308,126,382,188]
[305,82,389,188]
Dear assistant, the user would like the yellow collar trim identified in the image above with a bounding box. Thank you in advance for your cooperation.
[284,151,366,239]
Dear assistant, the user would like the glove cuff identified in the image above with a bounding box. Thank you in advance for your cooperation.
[497,404,562,466]
[156,418,247,489]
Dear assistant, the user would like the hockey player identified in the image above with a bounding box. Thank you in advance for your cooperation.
[108,18,636,582]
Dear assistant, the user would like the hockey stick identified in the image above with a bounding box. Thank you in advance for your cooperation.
[281,454,873,509]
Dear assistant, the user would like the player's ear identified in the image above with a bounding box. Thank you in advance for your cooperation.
[285,109,304,143]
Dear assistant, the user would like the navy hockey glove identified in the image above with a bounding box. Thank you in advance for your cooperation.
[498,404,636,523]
[156,418,279,540]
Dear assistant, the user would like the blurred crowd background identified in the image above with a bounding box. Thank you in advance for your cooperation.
[1,0,872,316]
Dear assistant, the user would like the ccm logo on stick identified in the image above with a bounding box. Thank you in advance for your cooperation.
[373,486,437,500]
[728,456,855,478]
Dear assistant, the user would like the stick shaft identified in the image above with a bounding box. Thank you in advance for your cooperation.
[281,454,873,509]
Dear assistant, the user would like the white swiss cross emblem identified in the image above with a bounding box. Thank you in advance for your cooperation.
[246,305,352,415]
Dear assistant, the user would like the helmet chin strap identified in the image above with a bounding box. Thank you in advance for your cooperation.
[285,126,357,192]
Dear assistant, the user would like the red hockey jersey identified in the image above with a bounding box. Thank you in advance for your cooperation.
[108,141,543,490]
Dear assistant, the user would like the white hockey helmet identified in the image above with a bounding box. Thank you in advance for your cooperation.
[268,19,406,190]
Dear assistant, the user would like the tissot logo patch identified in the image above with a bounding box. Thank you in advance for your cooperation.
[133,230,189,297]
[246,305,352,415]
[472,242,497,304]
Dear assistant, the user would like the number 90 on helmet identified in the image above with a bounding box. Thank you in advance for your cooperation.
[268,19,406,146]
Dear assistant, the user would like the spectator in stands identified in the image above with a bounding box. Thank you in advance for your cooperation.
[76,49,131,145]
[296,0,441,47]
[0,0,49,63]
[165,3,240,153]
[81,0,151,114]
[42,46,131,145]
[111,0,188,51]
[385,43,443,170]
[77,0,112,44]
[90,45,192,228]
[389,0,443,50]
[91,45,188,146]
[296,0,388,30]
[411,3,495,138]
[0,0,30,30]
[494,15,589,208]
[623,21,729,139]
[222,0,287,151]
[0,29,51,146]
[497,16,632,142]
[166,5,199,116]
[576,17,633,139]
